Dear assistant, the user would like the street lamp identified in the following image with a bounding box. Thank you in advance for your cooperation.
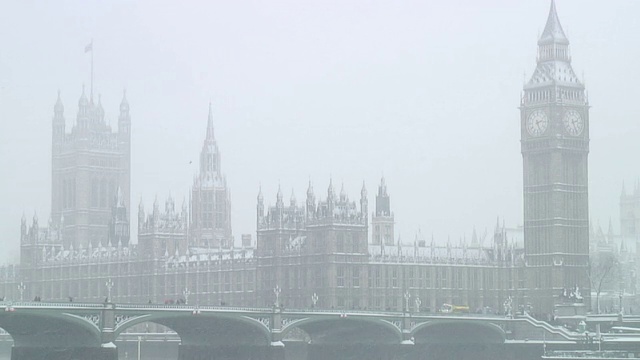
[105,278,114,303]
[17,282,26,302]
[182,288,191,305]
[415,296,422,313]
[619,289,624,315]
[404,291,411,313]
[311,292,319,308]
[273,285,281,308]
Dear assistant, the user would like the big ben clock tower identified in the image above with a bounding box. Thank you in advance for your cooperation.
[521,0,590,314]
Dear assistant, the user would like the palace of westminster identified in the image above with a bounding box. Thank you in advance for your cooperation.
[1,2,639,318]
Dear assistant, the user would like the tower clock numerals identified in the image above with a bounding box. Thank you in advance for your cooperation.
[526,110,549,136]
[562,109,584,136]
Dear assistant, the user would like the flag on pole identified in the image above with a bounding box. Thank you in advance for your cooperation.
[84,41,93,53]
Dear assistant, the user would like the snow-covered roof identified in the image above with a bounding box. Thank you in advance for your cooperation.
[41,244,138,264]
[165,246,255,269]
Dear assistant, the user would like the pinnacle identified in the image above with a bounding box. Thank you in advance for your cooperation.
[206,102,215,140]
[538,0,569,45]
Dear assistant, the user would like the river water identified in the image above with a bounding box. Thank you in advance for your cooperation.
[0,341,545,360]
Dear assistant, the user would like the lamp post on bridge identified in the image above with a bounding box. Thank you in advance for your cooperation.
[17,282,26,302]
[105,278,114,303]
[619,288,624,315]
[311,292,318,309]
[273,285,281,308]
[183,288,191,305]
[404,291,411,314]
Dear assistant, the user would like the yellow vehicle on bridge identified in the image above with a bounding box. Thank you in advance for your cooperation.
[440,303,470,314]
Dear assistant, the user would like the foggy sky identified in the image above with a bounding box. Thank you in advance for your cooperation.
[1,0,639,264]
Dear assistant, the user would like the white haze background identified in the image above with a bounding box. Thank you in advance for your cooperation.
[1,0,639,263]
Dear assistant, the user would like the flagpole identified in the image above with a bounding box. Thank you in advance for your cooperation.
[90,39,94,102]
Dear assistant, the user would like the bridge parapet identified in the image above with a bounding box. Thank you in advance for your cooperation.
[506,314,584,342]
[0,300,106,309]
[117,303,273,312]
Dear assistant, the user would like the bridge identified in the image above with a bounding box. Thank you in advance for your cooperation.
[0,301,634,360]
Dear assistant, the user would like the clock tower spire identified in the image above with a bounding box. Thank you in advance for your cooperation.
[521,0,590,314]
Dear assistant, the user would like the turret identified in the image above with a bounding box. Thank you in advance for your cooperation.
[96,94,105,124]
[138,198,145,231]
[77,85,90,128]
[306,180,316,218]
[327,179,336,206]
[360,181,368,226]
[32,211,39,231]
[276,184,284,209]
[108,186,130,247]
[153,195,159,221]
[181,198,188,224]
[20,213,27,243]
[118,90,131,139]
[257,186,264,225]
[165,195,175,215]
[372,177,394,246]
[290,189,296,207]
[375,177,390,216]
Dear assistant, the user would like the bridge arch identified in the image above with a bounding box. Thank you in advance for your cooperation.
[114,312,271,347]
[283,316,403,345]
[0,311,102,347]
[412,320,506,344]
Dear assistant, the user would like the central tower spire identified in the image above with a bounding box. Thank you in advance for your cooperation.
[537,0,570,62]
[191,103,232,249]
[199,103,221,177]
[206,102,215,140]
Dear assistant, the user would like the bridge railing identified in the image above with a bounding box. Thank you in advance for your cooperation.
[284,308,403,316]
[116,303,273,313]
[516,313,582,341]
[0,301,106,309]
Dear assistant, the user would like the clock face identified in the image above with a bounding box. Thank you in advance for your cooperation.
[563,109,584,136]
[526,110,548,136]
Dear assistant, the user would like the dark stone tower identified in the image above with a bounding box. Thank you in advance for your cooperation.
[521,0,590,314]
[51,88,131,249]
[620,181,640,237]
[372,177,393,246]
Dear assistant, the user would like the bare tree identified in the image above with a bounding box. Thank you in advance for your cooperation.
[588,252,618,314]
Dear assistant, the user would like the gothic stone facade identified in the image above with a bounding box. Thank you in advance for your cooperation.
[0,1,597,319]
